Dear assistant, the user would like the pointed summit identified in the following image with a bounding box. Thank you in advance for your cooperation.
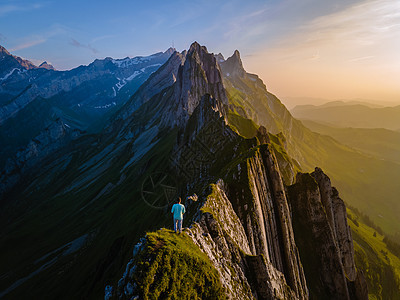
[188,41,206,54]
[214,53,225,63]
[39,61,55,70]
[172,42,228,120]
[220,49,246,78]
[164,47,176,55]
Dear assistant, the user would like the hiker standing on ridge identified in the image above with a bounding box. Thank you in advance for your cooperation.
[171,197,185,233]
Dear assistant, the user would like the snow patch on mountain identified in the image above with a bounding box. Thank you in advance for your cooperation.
[115,66,155,91]
[94,102,116,109]
[139,63,162,72]
[0,68,21,81]
[126,71,141,81]
[111,56,153,68]
[115,78,126,91]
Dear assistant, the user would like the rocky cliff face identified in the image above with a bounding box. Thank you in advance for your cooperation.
[288,169,368,299]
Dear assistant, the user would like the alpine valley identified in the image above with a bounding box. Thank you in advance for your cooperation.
[0,42,399,299]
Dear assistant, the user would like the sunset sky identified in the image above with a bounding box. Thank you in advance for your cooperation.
[1,0,399,105]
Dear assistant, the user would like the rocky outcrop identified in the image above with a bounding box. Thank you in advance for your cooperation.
[288,169,368,300]
[224,143,308,299]
[312,167,357,281]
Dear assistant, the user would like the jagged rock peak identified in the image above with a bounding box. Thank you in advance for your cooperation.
[220,49,246,78]
[164,47,176,55]
[39,61,55,70]
[214,53,225,63]
[170,41,228,121]
[233,49,241,59]
[188,41,207,54]
[185,41,226,86]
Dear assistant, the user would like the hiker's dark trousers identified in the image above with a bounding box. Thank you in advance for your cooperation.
[174,218,182,232]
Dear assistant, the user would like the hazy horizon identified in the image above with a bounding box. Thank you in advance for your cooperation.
[1,0,399,104]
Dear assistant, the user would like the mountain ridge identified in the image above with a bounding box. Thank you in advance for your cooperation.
[0,42,397,299]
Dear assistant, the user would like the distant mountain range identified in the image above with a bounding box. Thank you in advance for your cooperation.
[301,120,400,164]
[291,101,400,131]
[282,96,400,109]
[1,43,399,299]
[0,44,175,177]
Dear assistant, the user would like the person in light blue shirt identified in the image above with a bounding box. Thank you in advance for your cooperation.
[171,197,185,233]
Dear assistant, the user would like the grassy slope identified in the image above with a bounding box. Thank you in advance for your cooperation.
[128,229,226,300]
[301,119,400,164]
[347,208,400,299]
[227,112,259,139]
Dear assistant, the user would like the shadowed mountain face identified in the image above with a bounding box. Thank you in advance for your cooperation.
[0,42,394,299]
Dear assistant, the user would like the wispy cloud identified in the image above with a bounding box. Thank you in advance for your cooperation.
[223,8,268,40]
[9,24,70,52]
[258,0,400,64]
[348,56,374,62]
[91,34,116,44]
[10,38,46,51]
[299,0,400,48]
[70,39,98,54]
[0,2,44,17]
[243,0,400,102]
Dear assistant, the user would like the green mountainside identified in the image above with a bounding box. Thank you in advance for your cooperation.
[347,208,400,300]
